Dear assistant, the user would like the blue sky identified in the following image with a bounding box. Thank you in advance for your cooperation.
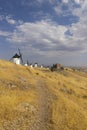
[0,0,87,66]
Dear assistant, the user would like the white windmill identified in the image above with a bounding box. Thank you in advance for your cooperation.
[10,49,23,65]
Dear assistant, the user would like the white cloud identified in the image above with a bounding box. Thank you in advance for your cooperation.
[4,19,87,57]
[54,1,74,16]
[7,20,67,43]
[54,0,85,16]
[6,16,16,25]
[1,0,87,58]
[1,17,87,59]
[54,5,63,15]
[67,0,87,54]
[74,0,80,4]
[0,30,11,37]
[0,15,21,25]
[73,0,87,17]
[62,0,68,3]
[5,20,70,57]
[0,15,23,25]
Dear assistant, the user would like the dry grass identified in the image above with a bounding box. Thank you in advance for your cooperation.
[0,59,87,130]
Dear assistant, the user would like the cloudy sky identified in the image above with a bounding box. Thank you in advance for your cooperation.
[0,0,87,66]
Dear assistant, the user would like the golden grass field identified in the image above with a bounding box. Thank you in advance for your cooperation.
[0,59,87,130]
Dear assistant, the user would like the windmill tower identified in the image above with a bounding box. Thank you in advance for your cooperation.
[11,49,23,65]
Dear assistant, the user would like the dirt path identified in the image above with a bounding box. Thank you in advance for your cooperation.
[30,79,54,130]
[1,79,54,130]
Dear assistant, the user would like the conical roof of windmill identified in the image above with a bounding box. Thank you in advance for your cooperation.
[12,53,21,58]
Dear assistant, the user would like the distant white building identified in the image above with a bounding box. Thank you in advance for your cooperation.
[12,53,21,65]
[24,63,28,66]
[40,65,43,68]
[30,64,33,68]
[34,63,38,67]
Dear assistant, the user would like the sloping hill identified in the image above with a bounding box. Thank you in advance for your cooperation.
[0,60,87,130]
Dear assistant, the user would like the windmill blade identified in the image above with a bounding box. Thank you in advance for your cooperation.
[9,57,13,61]
[18,48,23,64]
[27,60,29,65]
[18,48,21,56]
[21,55,23,64]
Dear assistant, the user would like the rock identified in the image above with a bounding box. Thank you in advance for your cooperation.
[16,102,36,113]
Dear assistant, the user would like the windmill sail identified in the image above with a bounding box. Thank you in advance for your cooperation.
[9,57,13,61]
[27,60,29,65]
[18,48,23,64]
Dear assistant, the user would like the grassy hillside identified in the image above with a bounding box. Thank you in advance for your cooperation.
[0,59,87,130]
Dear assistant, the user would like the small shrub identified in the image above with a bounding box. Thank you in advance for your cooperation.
[82,95,87,99]
[36,73,39,75]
